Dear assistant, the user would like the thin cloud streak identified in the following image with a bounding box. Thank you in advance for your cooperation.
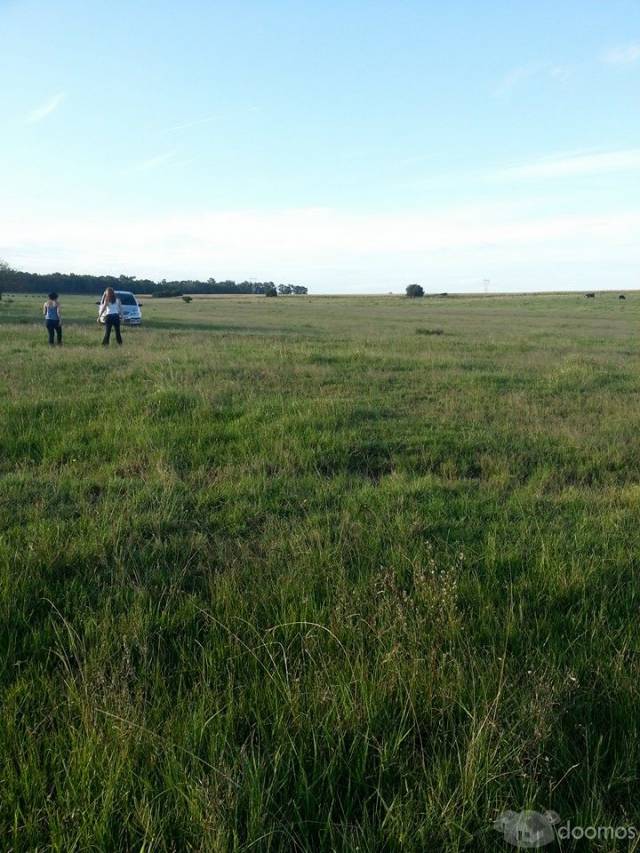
[495,149,640,180]
[601,42,640,65]
[27,92,66,123]
[161,105,261,134]
[493,62,572,97]
[136,151,177,171]
[162,114,221,134]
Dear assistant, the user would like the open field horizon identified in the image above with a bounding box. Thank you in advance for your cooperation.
[2,293,640,851]
[154,289,640,299]
[4,283,640,299]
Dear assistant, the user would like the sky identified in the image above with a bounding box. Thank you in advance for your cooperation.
[0,0,639,293]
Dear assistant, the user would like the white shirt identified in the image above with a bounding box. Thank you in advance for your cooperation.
[101,298,122,317]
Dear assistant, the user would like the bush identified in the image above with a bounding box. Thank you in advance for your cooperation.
[265,287,278,297]
[182,296,193,303]
[406,284,424,298]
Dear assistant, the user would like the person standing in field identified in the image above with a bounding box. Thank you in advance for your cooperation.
[43,292,62,346]
[98,287,123,346]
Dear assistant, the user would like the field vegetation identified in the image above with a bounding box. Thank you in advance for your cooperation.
[1,292,639,851]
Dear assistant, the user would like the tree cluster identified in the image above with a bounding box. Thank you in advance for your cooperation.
[0,263,308,297]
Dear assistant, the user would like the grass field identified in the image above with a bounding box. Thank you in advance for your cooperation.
[1,291,640,851]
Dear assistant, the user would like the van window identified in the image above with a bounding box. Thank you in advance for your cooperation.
[116,292,137,306]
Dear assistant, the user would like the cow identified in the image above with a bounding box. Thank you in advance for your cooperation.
[619,294,626,300]
[585,292,595,298]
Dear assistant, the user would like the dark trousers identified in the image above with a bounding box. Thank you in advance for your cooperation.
[102,315,123,345]
[46,320,62,345]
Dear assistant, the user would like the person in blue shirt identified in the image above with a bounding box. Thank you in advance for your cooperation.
[43,292,62,346]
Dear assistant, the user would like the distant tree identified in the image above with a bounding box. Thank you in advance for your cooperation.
[278,284,292,295]
[265,286,278,297]
[406,284,424,298]
[0,260,11,300]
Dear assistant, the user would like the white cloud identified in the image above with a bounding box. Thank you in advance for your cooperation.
[495,148,640,180]
[493,62,572,97]
[2,204,639,292]
[27,91,66,123]
[602,42,640,65]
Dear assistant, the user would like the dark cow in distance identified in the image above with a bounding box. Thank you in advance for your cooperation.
[585,292,595,298]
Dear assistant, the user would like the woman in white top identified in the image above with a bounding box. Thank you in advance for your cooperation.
[98,287,123,346]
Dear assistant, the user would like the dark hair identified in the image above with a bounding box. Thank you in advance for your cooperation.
[105,287,116,303]
[48,292,58,301]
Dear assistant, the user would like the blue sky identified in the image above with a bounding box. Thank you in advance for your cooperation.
[1,0,639,292]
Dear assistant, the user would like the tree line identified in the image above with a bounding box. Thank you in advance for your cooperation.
[0,262,308,297]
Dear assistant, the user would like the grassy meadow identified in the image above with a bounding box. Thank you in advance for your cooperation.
[1,290,640,851]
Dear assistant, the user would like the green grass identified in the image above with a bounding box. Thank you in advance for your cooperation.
[1,291,640,851]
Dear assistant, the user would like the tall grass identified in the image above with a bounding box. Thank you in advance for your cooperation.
[1,293,640,850]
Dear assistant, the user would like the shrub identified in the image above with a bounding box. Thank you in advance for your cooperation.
[406,284,424,298]
[182,296,193,303]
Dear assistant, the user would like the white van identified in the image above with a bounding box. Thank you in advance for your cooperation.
[97,290,142,325]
